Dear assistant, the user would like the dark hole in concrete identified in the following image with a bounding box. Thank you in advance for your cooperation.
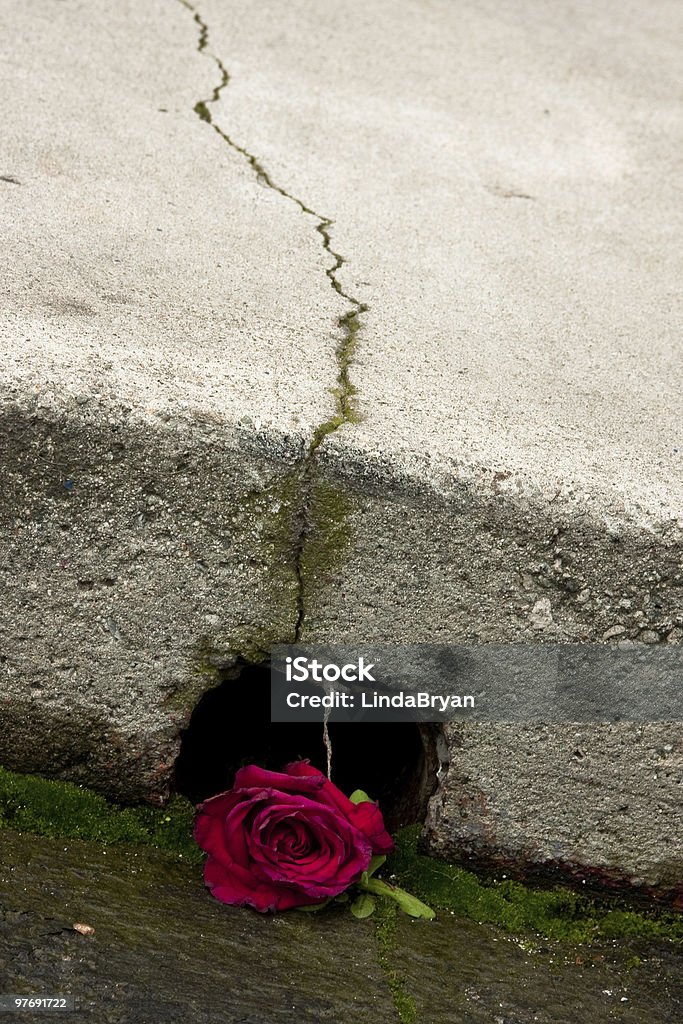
[174,660,439,831]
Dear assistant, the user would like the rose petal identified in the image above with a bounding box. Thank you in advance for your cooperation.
[193,790,242,863]
[349,800,395,855]
[248,800,372,890]
[205,857,330,912]
[234,763,325,794]
[287,768,394,854]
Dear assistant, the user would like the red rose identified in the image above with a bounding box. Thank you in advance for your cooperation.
[194,761,394,912]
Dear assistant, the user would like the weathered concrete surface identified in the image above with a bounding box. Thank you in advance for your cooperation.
[0,0,682,891]
[193,0,683,890]
[0,0,341,799]
[1,830,681,1023]
[295,463,683,893]
[391,912,683,1024]
[206,0,682,521]
[0,831,396,1022]
[426,723,683,897]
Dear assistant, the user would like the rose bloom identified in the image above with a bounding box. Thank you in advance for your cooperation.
[194,761,394,912]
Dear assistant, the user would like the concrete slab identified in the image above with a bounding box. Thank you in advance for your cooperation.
[205,0,683,521]
[1,0,681,889]
[1,0,341,435]
[390,911,683,1024]
[194,0,683,889]
[0,831,397,1022]
[0,0,343,798]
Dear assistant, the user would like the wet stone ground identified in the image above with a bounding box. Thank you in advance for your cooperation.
[0,831,680,1023]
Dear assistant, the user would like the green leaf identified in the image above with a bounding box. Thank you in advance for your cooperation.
[388,887,436,921]
[349,789,373,805]
[334,892,350,904]
[350,893,376,919]
[295,898,331,913]
[361,877,436,920]
[367,855,386,878]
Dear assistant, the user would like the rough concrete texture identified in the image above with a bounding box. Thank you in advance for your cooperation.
[1,0,682,890]
[1,830,681,1023]
[0,0,339,799]
[426,723,682,897]
[297,468,682,894]
[205,0,682,521]
[0,831,397,1022]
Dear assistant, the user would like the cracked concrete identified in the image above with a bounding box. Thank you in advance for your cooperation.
[1,0,682,890]
[175,0,367,638]
[0,0,342,799]
[191,0,682,891]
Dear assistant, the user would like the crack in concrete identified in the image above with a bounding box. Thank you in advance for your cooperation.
[177,0,366,641]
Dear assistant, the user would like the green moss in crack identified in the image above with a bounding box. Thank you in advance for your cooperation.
[309,306,364,450]
[194,100,211,123]
[0,766,201,863]
[375,901,417,1023]
[310,414,346,451]
[230,470,303,578]
[300,479,355,589]
[388,827,683,944]
[334,307,363,419]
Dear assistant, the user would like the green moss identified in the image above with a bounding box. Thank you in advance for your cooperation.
[166,472,305,709]
[191,626,277,679]
[194,100,210,123]
[242,471,303,567]
[388,827,683,944]
[309,306,364,451]
[309,415,345,451]
[333,307,363,423]
[300,479,355,586]
[177,619,293,709]
[4,765,679,961]
[375,901,418,1023]
[161,637,223,711]
[0,766,202,863]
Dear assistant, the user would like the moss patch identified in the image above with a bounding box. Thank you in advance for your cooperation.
[309,307,364,451]
[300,479,355,586]
[375,901,418,1023]
[240,471,303,568]
[165,470,306,710]
[175,619,288,716]
[388,827,683,943]
[0,766,201,863]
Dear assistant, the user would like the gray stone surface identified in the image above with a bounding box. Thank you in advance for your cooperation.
[195,0,683,889]
[0,831,396,1022]
[297,469,683,893]
[0,0,337,799]
[391,912,682,1024]
[426,723,683,895]
[206,0,683,522]
[0,406,303,802]
[1,0,682,889]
